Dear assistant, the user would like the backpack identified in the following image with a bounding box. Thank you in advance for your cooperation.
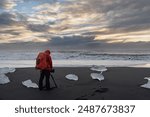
[36,52,48,70]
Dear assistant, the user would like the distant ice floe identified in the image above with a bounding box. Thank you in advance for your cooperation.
[141,77,150,89]
[65,74,78,81]
[90,73,104,81]
[22,80,38,88]
[0,67,16,84]
[90,65,107,73]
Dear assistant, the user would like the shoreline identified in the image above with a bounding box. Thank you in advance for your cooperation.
[0,67,150,100]
[0,59,150,68]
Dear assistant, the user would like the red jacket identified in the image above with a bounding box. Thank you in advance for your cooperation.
[45,50,53,71]
[36,50,53,71]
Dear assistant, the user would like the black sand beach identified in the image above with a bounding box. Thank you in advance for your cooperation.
[1,67,150,100]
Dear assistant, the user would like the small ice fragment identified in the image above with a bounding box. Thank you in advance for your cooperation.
[90,65,107,72]
[91,73,104,81]
[0,74,10,84]
[141,77,150,89]
[0,67,15,85]
[9,68,16,73]
[0,67,16,74]
[22,79,38,88]
[65,74,78,81]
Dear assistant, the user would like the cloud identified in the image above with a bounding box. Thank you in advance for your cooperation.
[0,0,150,52]
[30,0,150,38]
[0,11,28,26]
[27,24,50,32]
[2,36,150,53]
[83,0,150,30]
[49,35,95,46]
[0,0,22,10]
[0,12,16,25]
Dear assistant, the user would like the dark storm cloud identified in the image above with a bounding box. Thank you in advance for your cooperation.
[65,0,149,34]
[103,0,150,30]
[0,12,27,26]
[0,12,16,25]
[49,36,95,46]
[2,36,150,52]
[27,24,50,32]
[72,0,150,38]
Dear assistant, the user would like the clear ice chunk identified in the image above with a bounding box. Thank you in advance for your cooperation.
[141,77,150,89]
[90,73,104,81]
[0,74,10,84]
[0,67,15,84]
[90,65,107,73]
[65,74,78,81]
[9,68,16,73]
[22,79,38,88]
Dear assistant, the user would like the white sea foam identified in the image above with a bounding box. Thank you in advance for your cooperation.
[1,50,150,61]
[0,67,16,74]
[0,51,150,68]
[65,74,78,81]
[90,73,104,81]
[141,77,150,89]
[22,79,38,88]
[0,59,149,68]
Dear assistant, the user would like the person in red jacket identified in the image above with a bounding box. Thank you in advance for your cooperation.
[37,49,53,90]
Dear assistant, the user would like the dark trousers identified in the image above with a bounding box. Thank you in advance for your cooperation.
[39,70,50,90]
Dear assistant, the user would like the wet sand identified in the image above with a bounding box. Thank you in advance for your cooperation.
[0,67,150,100]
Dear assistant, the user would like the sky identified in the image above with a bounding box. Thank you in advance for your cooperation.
[0,0,150,52]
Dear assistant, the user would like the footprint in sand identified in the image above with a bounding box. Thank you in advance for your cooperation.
[94,88,109,93]
[75,87,109,100]
[91,88,109,96]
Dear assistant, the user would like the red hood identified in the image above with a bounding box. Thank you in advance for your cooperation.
[45,50,51,55]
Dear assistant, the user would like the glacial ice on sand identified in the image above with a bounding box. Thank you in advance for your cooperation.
[141,77,150,89]
[0,74,10,84]
[0,67,16,84]
[65,74,78,81]
[90,65,107,73]
[9,68,16,73]
[90,65,107,81]
[90,73,104,81]
[22,79,38,88]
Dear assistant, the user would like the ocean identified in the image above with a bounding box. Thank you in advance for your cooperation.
[0,50,150,68]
